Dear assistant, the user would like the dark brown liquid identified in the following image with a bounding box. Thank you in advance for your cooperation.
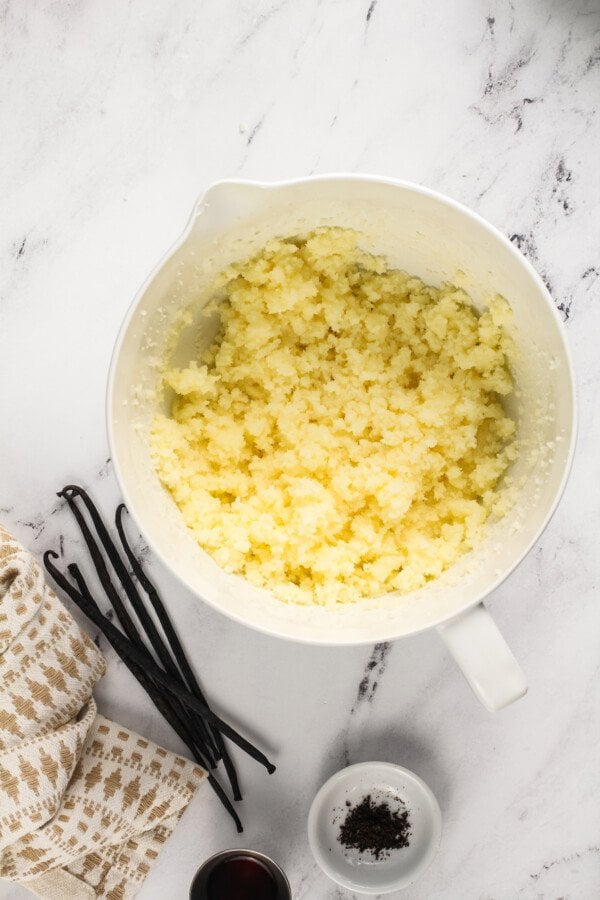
[203,856,278,900]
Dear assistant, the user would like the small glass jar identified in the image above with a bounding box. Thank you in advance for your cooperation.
[189,848,292,900]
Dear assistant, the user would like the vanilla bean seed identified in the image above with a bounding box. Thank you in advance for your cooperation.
[338,794,411,859]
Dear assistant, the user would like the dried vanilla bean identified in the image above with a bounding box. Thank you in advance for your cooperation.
[46,552,244,832]
[44,488,276,831]
[59,487,219,767]
[114,503,240,797]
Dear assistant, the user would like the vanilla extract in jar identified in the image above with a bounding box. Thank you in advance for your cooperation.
[189,850,291,900]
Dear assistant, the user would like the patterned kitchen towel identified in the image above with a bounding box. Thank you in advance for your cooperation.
[0,525,206,899]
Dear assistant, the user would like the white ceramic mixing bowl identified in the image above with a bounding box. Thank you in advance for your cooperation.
[107,175,576,711]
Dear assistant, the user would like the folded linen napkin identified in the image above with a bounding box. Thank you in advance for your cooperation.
[0,525,206,899]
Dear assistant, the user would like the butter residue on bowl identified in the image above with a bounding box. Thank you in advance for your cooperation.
[151,228,517,605]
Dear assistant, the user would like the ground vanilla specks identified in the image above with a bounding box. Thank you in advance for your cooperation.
[151,227,517,605]
[338,794,411,859]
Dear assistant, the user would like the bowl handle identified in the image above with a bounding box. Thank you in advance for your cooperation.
[436,604,527,711]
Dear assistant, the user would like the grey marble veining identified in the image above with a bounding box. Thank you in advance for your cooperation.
[1,0,599,897]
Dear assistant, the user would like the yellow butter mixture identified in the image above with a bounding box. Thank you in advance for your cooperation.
[151,228,517,605]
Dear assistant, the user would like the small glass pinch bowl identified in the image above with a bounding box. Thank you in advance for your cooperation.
[307,761,442,894]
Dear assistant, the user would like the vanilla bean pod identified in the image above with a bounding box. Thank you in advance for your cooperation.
[62,487,187,679]
[57,491,217,769]
[64,485,222,772]
[59,487,219,767]
[44,552,243,831]
[67,567,243,832]
[67,561,206,753]
[114,503,241,800]
[46,553,202,760]
[44,550,275,773]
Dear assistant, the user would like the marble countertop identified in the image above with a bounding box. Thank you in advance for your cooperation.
[2,1,599,897]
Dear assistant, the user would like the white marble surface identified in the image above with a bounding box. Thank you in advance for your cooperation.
[1,1,600,897]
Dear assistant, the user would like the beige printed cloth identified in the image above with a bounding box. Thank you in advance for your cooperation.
[0,525,206,899]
